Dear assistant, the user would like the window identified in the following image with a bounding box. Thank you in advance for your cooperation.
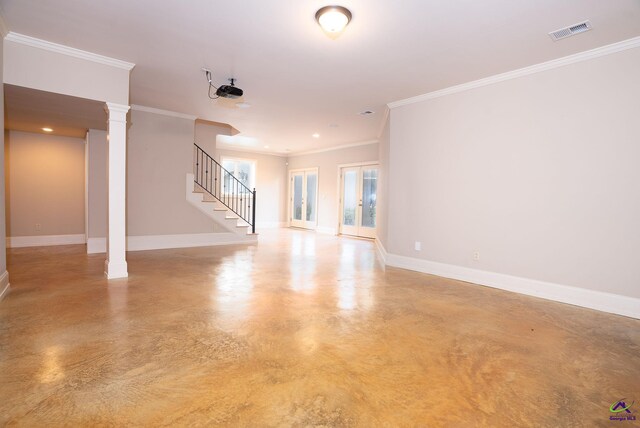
[221,157,256,194]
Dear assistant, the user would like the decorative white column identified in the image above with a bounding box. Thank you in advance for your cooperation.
[104,102,130,279]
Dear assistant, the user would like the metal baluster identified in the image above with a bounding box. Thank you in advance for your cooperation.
[252,189,256,233]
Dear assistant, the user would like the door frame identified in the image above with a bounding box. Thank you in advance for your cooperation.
[288,167,319,230]
[336,161,379,238]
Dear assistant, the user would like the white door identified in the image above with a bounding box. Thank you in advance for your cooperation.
[290,169,318,229]
[340,165,378,238]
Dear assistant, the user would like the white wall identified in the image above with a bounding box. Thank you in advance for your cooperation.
[388,46,640,300]
[86,129,107,239]
[5,131,85,237]
[216,148,288,228]
[0,35,7,293]
[127,109,225,236]
[287,143,379,234]
[377,114,390,248]
[195,121,232,159]
[3,37,130,105]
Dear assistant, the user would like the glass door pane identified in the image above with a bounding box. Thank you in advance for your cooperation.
[361,168,377,228]
[293,174,303,221]
[342,170,358,226]
[305,173,317,222]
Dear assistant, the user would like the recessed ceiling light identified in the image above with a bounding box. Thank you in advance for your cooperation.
[42,127,53,132]
[264,145,270,149]
[236,102,251,109]
[328,123,339,128]
[359,110,375,116]
[315,6,352,38]
[312,133,320,138]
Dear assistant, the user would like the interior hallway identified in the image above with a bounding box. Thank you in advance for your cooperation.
[0,229,638,426]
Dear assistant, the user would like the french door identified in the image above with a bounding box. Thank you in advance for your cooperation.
[339,165,378,238]
[290,168,318,229]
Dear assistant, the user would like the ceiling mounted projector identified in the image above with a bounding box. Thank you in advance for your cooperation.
[203,69,244,100]
[216,79,243,99]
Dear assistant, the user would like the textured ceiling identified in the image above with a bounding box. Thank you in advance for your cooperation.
[2,0,640,153]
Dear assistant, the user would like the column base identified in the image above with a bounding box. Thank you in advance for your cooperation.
[104,260,128,279]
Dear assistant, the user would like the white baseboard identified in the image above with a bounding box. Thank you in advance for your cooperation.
[316,227,337,235]
[87,232,256,254]
[374,239,387,269]
[104,260,128,279]
[0,271,9,301]
[386,253,640,319]
[87,238,107,254]
[7,234,86,248]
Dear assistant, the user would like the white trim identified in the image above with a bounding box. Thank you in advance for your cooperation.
[104,260,128,279]
[316,227,337,235]
[385,253,640,319]
[127,233,255,251]
[7,234,86,248]
[336,163,379,239]
[4,32,135,70]
[0,271,10,301]
[87,237,107,254]
[388,36,640,109]
[217,144,288,157]
[374,239,387,269]
[84,131,89,244]
[289,140,379,157]
[130,104,197,121]
[288,167,319,230]
[105,102,130,117]
[337,161,379,168]
[86,233,256,254]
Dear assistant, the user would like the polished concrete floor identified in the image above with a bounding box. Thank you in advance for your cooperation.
[1,229,638,427]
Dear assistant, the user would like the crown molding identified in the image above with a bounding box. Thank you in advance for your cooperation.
[216,143,288,157]
[288,140,379,157]
[4,32,135,71]
[388,36,640,109]
[130,104,197,121]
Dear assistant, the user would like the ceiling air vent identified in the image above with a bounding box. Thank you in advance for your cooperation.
[549,20,592,41]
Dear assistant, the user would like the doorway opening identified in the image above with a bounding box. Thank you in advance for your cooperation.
[339,164,378,239]
[289,168,318,230]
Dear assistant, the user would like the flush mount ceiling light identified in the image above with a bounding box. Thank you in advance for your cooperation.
[42,127,53,132]
[315,6,352,38]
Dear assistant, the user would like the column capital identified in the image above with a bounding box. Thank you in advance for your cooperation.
[105,102,130,121]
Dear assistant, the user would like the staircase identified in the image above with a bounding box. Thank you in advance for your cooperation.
[186,144,258,242]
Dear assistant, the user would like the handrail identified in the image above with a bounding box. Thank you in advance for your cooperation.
[193,143,256,233]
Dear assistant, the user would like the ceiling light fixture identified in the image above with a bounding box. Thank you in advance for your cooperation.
[42,127,53,132]
[315,6,352,38]
[312,133,320,138]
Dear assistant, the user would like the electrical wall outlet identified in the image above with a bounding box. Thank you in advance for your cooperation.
[473,251,480,261]
[35,223,42,231]
[414,241,421,251]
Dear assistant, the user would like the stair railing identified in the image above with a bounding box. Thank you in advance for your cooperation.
[193,144,256,233]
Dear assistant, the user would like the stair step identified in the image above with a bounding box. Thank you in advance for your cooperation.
[213,207,227,211]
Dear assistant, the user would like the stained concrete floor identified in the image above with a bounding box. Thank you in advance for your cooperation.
[0,229,638,427]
